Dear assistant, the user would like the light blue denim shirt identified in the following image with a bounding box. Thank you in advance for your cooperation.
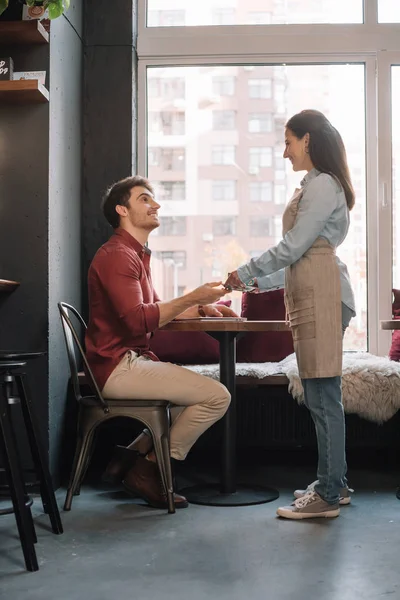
[237,168,356,314]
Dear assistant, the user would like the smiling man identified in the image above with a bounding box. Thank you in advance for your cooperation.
[85,175,235,510]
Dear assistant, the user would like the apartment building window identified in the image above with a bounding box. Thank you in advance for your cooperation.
[147,10,185,27]
[274,147,285,179]
[212,180,236,200]
[157,217,187,236]
[249,147,273,169]
[154,250,187,269]
[213,217,236,236]
[249,182,273,202]
[213,110,236,130]
[248,112,272,133]
[148,112,185,135]
[274,82,286,114]
[248,79,272,99]
[212,145,236,165]
[212,76,236,96]
[250,217,274,236]
[274,184,287,205]
[149,147,185,170]
[148,78,185,100]
[212,8,235,25]
[157,181,185,201]
[247,12,272,25]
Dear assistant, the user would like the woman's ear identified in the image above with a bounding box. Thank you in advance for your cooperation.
[303,132,310,153]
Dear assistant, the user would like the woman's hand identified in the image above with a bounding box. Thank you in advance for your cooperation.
[224,271,246,291]
[224,271,259,293]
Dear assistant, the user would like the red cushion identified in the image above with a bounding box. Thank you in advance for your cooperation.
[393,289,400,315]
[149,300,231,364]
[389,317,400,362]
[236,290,294,362]
[389,290,400,361]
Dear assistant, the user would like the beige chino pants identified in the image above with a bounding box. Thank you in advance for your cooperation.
[102,351,231,460]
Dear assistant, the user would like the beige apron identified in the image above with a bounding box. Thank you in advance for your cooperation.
[282,187,342,378]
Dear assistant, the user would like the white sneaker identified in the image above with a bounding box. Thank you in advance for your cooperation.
[294,480,353,505]
[277,491,340,520]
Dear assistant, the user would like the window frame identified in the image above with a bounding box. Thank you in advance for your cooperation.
[137,0,399,356]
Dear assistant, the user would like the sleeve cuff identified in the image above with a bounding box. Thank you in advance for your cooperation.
[256,270,285,291]
[237,264,254,285]
[143,302,160,332]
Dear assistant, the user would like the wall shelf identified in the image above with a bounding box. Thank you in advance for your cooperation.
[0,20,49,44]
[0,279,20,293]
[0,79,49,103]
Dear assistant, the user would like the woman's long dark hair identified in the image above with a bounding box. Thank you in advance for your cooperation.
[286,109,355,210]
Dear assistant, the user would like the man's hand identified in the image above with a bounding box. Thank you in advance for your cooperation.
[202,304,239,318]
[190,282,230,305]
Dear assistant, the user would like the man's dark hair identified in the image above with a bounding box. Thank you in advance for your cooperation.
[101,175,154,228]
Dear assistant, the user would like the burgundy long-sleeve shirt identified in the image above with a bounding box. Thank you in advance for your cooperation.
[85,228,161,390]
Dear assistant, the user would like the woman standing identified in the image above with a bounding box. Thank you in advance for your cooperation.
[225,109,356,519]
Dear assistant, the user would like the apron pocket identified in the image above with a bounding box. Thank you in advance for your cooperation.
[288,287,315,341]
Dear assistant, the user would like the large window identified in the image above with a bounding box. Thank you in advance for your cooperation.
[147,1,363,25]
[379,1,400,22]
[139,1,400,354]
[145,63,366,349]
[392,66,400,289]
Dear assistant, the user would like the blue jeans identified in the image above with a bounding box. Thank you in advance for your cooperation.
[301,303,354,505]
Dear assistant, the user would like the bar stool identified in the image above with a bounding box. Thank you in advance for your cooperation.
[0,353,63,572]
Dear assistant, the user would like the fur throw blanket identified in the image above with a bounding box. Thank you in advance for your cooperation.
[185,353,400,424]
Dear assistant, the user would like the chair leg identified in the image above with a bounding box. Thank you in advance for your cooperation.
[64,425,96,511]
[15,375,63,535]
[0,385,38,572]
[149,411,175,515]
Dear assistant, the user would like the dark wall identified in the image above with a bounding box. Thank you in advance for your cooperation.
[82,0,137,316]
[48,2,83,476]
[0,36,50,447]
[0,4,83,479]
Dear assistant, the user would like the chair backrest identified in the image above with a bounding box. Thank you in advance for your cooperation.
[58,302,109,413]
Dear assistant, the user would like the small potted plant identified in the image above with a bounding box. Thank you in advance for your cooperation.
[0,0,70,19]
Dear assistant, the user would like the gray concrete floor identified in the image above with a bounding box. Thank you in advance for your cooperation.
[1,466,399,600]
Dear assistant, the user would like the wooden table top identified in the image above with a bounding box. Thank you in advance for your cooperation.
[161,319,290,332]
[381,320,400,330]
[0,279,20,293]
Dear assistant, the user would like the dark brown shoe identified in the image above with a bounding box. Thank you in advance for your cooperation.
[122,456,188,509]
[102,446,139,484]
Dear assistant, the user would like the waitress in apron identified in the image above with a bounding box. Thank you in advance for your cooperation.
[225,109,356,519]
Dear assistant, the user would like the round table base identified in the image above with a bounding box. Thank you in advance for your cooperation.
[180,483,279,507]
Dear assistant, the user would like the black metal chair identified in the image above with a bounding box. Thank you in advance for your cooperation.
[58,302,175,514]
[0,354,63,572]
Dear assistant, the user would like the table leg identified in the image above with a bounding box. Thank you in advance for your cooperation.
[181,332,279,507]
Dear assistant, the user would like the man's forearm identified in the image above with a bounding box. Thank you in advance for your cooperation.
[157,293,198,327]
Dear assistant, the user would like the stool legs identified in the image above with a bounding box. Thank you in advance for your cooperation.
[0,385,38,572]
[15,374,63,535]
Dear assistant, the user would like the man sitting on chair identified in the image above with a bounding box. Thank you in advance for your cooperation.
[85,175,235,509]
